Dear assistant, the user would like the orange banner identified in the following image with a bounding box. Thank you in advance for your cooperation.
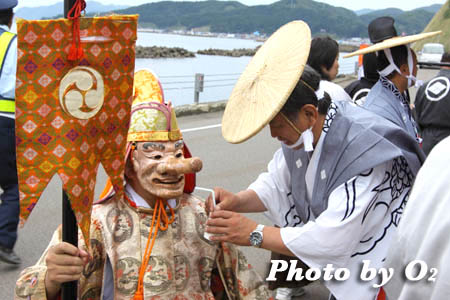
[15,15,138,244]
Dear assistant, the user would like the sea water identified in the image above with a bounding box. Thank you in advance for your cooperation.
[136,32,357,106]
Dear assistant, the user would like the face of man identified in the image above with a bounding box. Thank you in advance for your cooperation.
[130,140,186,203]
[269,114,300,146]
[322,55,339,81]
[269,107,313,147]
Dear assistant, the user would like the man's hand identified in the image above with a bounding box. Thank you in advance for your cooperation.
[206,188,267,215]
[44,242,90,299]
[206,187,240,215]
[206,210,257,246]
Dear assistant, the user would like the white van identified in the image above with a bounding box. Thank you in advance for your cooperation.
[418,43,445,65]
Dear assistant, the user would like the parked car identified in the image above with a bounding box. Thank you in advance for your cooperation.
[418,43,445,68]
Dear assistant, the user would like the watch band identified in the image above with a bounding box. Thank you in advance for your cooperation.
[255,224,265,232]
[249,224,265,247]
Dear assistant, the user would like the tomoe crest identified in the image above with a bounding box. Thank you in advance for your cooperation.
[59,66,105,119]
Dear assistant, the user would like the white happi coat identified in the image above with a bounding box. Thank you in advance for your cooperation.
[250,103,415,300]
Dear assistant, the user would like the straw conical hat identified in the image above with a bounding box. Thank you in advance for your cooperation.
[344,31,441,58]
[222,21,311,144]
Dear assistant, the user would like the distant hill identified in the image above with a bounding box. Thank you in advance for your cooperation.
[115,0,440,38]
[412,0,450,52]
[15,1,129,20]
[359,7,435,35]
[115,0,246,31]
[416,3,444,13]
[116,0,367,37]
[13,0,442,38]
[355,9,374,16]
[359,8,404,19]
[354,3,441,16]
[355,4,442,35]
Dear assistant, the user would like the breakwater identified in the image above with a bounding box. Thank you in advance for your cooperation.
[136,46,196,58]
[197,47,259,57]
[136,46,260,58]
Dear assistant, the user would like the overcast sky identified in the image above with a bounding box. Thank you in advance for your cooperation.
[16,0,447,12]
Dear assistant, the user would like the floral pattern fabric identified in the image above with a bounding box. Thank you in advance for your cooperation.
[15,194,272,300]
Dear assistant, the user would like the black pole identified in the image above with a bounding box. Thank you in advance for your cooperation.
[62,191,78,300]
[62,2,78,300]
[64,0,77,17]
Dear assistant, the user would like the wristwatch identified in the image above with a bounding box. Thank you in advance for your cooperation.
[249,224,265,247]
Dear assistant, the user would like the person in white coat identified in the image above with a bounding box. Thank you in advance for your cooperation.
[383,135,450,300]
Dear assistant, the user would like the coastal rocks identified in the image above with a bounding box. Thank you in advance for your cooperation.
[134,44,357,59]
[198,45,357,57]
[197,47,260,57]
[135,46,195,58]
[338,44,359,53]
[135,45,260,58]
[174,100,227,117]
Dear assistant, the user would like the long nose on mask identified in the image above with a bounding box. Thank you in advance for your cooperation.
[156,157,203,175]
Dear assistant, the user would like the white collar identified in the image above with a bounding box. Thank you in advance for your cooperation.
[305,128,326,201]
[0,24,11,31]
[304,101,337,201]
[125,184,176,209]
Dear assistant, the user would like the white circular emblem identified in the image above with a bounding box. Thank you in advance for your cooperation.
[352,88,370,106]
[425,76,450,102]
[59,66,105,119]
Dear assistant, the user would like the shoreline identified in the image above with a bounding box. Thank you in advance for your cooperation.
[138,30,361,54]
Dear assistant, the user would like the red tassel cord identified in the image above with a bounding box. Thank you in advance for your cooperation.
[67,0,86,61]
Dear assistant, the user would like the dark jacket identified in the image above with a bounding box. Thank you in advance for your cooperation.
[415,69,450,155]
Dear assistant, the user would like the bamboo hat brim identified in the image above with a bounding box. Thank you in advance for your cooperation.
[343,31,441,58]
[222,21,311,144]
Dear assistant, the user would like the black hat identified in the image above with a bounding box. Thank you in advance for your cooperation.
[0,0,18,10]
[368,16,397,43]
[344,15,441,59]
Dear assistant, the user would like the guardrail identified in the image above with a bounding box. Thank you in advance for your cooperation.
[160,65,357,104]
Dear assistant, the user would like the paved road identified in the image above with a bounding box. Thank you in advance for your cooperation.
[0,68,438,299]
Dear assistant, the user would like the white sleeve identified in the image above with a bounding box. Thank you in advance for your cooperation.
[248,148,295,227]
[321,80,352,102]
[2,36,17,99]
[280,162,390,268]
[384,139,450,300]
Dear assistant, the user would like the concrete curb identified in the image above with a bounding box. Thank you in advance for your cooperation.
[174,75,357,117]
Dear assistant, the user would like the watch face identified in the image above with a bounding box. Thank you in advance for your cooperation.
[249,231,263,247]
